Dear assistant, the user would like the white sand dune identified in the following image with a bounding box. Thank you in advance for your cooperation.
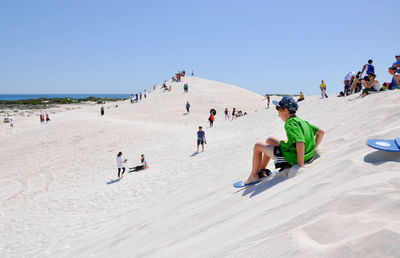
[1,77,400,258]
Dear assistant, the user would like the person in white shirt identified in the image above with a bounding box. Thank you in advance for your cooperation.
[116,152,126,178]
[129,154,148,173]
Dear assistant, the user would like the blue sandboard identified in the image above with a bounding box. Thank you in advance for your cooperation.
[233,179,262,188]
[367,138,400,152]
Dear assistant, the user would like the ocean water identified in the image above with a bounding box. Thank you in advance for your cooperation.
[0,94,130,101]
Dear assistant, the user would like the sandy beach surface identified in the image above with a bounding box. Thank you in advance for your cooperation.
[1,77,400,257]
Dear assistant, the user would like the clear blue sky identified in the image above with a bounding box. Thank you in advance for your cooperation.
[1,0,399,95]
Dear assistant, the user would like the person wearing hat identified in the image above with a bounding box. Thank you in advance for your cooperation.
[244,96,324,185]
[391,54,400,88]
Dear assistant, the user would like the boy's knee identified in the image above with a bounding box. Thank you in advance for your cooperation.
[254,142,264,150]
[266,137,279,145]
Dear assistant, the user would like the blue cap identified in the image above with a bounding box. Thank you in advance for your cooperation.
[272,96,298,111]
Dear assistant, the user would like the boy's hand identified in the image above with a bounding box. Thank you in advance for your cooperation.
[296,142,305,167]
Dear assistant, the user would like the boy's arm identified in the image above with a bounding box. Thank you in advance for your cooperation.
[315,129,324,149]
[296,142,305,167]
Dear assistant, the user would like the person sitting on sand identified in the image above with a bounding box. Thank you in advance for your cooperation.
[244,96,324,184]
[297,92,305,102]
[197,126,206,152]
[116,152,127,178]
[129,154,148,172]
[100,106,104,116]
[359,73,381,98]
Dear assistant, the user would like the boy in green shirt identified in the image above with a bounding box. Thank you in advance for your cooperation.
[245,96,324,185]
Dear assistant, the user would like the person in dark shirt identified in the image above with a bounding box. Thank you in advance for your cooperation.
[197,126,206,152]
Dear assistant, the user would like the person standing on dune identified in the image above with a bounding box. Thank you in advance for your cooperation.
[186,101,190,113]
[197,126,206,152]
[224,108,229,120]
[116,152,126,179]
[209,113,214,127]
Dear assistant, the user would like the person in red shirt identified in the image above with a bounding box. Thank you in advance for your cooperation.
[209,114,214,127]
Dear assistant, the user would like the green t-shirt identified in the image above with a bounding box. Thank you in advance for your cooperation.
[280,116,319,165]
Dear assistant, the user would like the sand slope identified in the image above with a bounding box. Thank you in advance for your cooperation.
[1,77,400,258]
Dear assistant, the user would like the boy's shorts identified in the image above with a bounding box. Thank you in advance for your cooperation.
[197,139,204,145]
[274,146,292,171]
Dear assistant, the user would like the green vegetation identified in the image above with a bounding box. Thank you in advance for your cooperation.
[0,96,125,105]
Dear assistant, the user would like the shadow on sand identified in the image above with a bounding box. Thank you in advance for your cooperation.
[237,166,302,198]
[107,178,121,185]
[364,150,400,165]
[190,151,200,157]
[183,113,188,116]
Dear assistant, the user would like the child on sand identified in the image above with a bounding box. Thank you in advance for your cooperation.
[264,94,270,108]
[129,154,148,172]
[116,152,127,178]
[232,108,236,120]
[186,101,190,113]
[320,80,328,98]
[224,108,229,120]
[197,126,206,152]
[244,96,324,184]
[209,113,214,127]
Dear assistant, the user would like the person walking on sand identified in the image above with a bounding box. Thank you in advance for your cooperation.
[129,154,149,173]
[46,113,50,122]
[209,113,214,127]
[186,101,190,113]
[264,94,270,108]
[116,152,126,178]
[224,108,229,120]
[243,96,324,185]
[100,106,105,116]
[197,126,206,152]
[140,92,142,101]
[320,80,328,98]
[10,118,14,128]
[232,108,236,120]
[40,114,44,123]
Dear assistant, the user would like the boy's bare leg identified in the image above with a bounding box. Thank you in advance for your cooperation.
[202,143,204,152]
[259,137,280,169]
[245,143,275,184]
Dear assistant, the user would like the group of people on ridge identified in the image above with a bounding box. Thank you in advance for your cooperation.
[340,54,400,98]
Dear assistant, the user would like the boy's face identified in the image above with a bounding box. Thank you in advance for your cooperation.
[276,106,290,121]
[199,127,202,131]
